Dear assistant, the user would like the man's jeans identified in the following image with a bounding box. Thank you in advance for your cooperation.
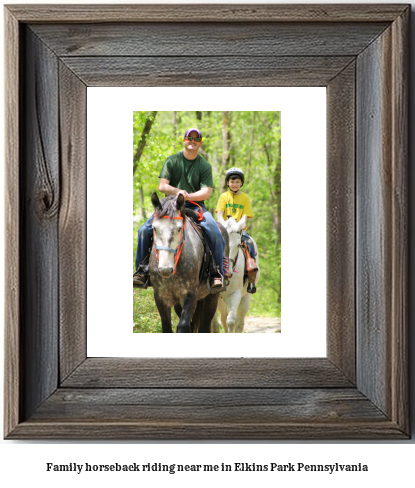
[135,201,225,275]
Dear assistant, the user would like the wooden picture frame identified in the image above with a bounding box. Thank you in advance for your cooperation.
[4,4,409,439]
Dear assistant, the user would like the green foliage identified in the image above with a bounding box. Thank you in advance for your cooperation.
[133,111,281,332]
[132,288,163,333]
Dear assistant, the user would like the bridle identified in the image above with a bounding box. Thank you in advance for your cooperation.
[228,231,243,277]
[153,216,185,274]
[152,200,203,275]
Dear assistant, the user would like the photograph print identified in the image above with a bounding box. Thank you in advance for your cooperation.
[133,111,281,333]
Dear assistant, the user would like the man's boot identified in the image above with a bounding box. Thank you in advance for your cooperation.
[133,271,150,289]
[133,256,151,289]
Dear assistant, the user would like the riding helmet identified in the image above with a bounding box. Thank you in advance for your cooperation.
[225,167,245,186]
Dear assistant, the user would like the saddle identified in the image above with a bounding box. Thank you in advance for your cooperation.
[186,218,219,288]
[185,209,229,292]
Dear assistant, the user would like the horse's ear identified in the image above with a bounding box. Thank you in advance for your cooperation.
[176,193,185,211]
[151,192,161,210]
[237,218,245,233]
[217,213,226,225]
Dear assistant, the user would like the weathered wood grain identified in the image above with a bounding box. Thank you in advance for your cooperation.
[8,421,406,441]
[326,61,356,383]
[31,22,388,57]
[32,388,386,423]
[3,4,409,440]
[8,414,406,441]
[4,6,21,439]
[58,63,87,381]
[6,4,409,23]
[357,31,391,416]
[60,56,354,87]
[389,8,409,433]
[356,8,408,425]
[62,358,353,389]
[20,28,60,420]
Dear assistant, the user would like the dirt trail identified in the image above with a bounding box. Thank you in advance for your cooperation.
[244,316,281,333]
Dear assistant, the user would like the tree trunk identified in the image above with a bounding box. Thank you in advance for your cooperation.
[133,111,157,176]
[172,111,177,149]
[246,111,256,186]
[220,111,231,192]
[172,111,177,137]
[264,141,280,251]
[274,118,281,250]
[139,185,146,221]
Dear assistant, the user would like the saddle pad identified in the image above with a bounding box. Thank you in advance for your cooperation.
[187,217,213,283]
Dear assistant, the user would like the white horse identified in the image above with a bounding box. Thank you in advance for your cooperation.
[212,217,260,333]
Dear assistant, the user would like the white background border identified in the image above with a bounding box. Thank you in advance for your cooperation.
[87,87,327,357]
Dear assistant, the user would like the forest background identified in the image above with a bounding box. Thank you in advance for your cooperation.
[133,111,281,333]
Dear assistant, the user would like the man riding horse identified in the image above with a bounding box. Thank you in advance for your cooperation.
[133,128,225,291]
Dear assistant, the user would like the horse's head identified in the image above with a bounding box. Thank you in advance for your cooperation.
[223,217,244,261]
[151,192,185,277]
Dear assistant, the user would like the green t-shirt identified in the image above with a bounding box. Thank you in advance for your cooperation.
[158,152,214,204]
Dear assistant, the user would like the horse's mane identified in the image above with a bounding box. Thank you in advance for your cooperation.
[223,217,241,234]
[155,195,184,220]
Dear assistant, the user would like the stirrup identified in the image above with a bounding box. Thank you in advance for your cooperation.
[207,275,226,294]
[247,282,256,294]
[223,255,230,286]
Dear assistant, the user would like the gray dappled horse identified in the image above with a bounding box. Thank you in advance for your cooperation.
[212,217,260,333]
[150,192,228,333]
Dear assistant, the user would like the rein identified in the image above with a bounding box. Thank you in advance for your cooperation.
[229,239,243,275]
[187,200,203,221]
[153,215,185,274]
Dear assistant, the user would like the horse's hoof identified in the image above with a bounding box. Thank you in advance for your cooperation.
[177,327,192,333]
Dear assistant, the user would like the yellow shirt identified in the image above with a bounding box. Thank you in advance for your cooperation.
[216,190,253,222]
